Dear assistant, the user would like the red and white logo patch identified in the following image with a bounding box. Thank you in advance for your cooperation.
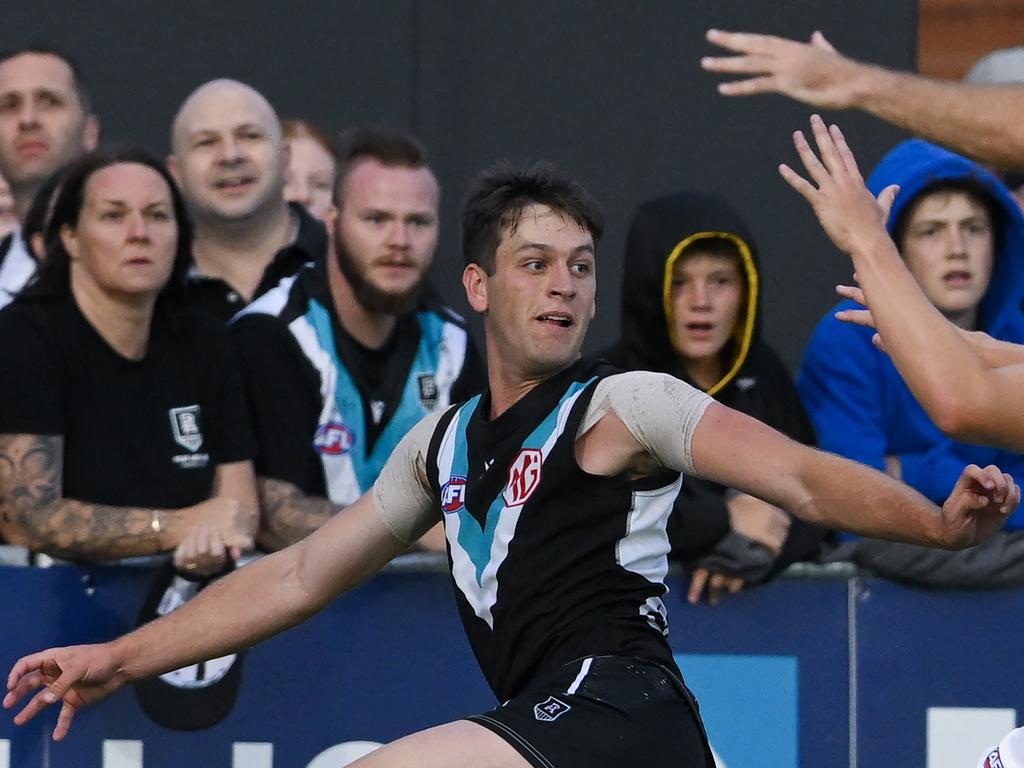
[440,476,468,513]
[502,448,543,507]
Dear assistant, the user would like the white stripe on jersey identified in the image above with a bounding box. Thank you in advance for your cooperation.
[616,476,681,634]
[288,314,360,505]
[433,321,467,410]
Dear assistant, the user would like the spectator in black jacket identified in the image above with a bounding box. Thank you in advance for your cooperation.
[606,192,827,604]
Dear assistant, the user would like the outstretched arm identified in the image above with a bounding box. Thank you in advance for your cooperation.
[576,373,1016,548]
[780,115,1024,450]
[4,413,441,741]
[3,490,408,740]
[690,403,1017,549]
[701,29,1024,169]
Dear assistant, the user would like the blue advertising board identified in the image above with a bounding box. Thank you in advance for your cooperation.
[1,562,1020,768]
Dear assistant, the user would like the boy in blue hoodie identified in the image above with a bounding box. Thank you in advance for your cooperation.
[798,139,1024,586]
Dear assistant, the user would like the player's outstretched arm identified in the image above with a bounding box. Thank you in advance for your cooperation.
[3,491,408,740]
[702,28,1024,169]
[690,403,1019,549]
[781,115,1024,450]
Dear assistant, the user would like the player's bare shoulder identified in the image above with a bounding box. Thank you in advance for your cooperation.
[576,371,714,477]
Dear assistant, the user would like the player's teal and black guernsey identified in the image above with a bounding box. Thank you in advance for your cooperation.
[425,359,685,702]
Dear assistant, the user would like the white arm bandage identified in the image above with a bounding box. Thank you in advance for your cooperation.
[371,411,444,545]
[580,371,714,475]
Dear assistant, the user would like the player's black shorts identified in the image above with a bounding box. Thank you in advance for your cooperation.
[467,655,714,768]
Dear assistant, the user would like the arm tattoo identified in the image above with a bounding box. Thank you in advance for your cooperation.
[257,476,344,551]
[0,433,169,561]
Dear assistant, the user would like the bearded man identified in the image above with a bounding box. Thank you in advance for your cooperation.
[230,127,482,551]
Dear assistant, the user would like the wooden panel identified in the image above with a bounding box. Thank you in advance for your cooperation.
[919,0,1024,79]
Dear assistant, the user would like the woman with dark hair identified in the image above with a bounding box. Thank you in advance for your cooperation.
[0,149,257,575]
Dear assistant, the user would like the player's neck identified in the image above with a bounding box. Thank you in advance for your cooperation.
[484,348,574,419]
[327,251,397,349]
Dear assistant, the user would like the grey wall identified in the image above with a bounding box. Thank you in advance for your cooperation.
[4,0,916,369]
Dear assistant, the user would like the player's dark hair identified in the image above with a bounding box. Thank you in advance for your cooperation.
[0,46,93,114]
[332,126,428,206]
[24,148,193,307]
[461,161,604,273]
[892,178,1003,252]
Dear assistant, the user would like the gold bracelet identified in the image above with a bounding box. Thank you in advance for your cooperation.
[150,510,161,536]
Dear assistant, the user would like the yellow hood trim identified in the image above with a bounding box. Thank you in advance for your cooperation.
[662,231,759,396]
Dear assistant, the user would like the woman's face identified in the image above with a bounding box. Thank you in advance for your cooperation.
[283,135,336,222]
[62,162,178,301]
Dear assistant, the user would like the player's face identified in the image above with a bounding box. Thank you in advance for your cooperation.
[331,157,439,314]
[172,87,285,223]
[0,53,96,190]
[62,163,178,301]
[901,190,994,327]
[283,135,335,223]
[469,204,596,377]
[669,252,744,362]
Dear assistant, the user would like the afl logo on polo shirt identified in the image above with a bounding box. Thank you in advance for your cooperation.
[440,476,467,513]
[314,422,355,455]
[503,448,542,507]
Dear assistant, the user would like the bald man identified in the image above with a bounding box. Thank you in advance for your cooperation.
[169,79,326,321]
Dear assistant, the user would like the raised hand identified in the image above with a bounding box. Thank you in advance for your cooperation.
[940,464,1019,549]
[834,284,887,353]
[779,115,900,258]
[4,643,126,740]
[702,29,859,108]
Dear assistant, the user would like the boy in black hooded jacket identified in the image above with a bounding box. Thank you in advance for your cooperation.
[607,192,827,603]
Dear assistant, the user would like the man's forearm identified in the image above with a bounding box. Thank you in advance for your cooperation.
[849,238,995,438]
[851,66,1024,169]
[971,332,1024,370]
[257,476,343,551]
[114,493,406,683]
[789,447,947,548]
[114,545,316,682]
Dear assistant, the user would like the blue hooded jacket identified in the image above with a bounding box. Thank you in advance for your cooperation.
[798,139,1024,529]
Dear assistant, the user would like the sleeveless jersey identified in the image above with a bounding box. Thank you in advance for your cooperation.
[426,360,683,701]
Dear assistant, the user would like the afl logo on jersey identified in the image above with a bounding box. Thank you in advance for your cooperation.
[503,448,542,507]
[440,476,467,513]
[313,422,355,455]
